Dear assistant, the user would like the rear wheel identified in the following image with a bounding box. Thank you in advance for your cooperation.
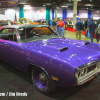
[31,67,56,94]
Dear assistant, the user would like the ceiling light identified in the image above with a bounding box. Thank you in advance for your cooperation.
[24,5,30,7]
[62,6,68,7]
[72,0,81,1]
[85,4,94,6]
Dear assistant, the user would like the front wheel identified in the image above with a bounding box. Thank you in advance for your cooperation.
[31,67,56,94]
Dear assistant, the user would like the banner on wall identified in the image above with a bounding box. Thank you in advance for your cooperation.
[39,10,46,12]
[24,9,30,13]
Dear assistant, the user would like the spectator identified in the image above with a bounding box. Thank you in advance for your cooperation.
[84,18,89,37]
[52,19,57,28]
[86,17,93,38]
[75,18,83,40]
[57,18,65,37]
[87,19,97,42]
[96,22,100,43]
[64,19,68,30]
[56,20,59,34]
[50,20,52,26]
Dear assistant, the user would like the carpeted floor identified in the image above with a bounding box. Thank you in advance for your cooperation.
[64,30,99,43]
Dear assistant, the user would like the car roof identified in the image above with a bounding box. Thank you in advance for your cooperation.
[0,24,49,29]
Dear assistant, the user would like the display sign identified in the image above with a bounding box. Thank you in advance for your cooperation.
[39,10,46,12]
[24,9,30,13]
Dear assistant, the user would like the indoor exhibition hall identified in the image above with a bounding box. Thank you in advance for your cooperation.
[0,0,100,100]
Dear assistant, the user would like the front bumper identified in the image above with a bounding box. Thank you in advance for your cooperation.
[74,61,100,85]
[77,70,100,85]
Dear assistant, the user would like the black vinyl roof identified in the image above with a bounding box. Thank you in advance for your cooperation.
[0,24,49,29]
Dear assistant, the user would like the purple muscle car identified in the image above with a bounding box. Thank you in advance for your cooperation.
[0,24,100,94]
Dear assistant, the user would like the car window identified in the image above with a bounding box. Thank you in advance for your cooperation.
[0,28,17,42]
[31,27,52,35]
[18,26,60,43]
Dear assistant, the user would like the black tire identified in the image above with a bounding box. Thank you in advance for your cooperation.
[31,67,56,94]
[0,59,3,63]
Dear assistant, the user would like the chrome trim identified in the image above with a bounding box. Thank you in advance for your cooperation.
[78,71,100,85]
[78,62,97,73]
[74,60,100,85]
[78,60,100,69]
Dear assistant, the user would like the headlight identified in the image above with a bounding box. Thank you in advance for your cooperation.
[74,67,88,85]
[79,68,87,77]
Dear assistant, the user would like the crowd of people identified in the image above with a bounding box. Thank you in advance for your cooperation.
[75,17,100,43]
[50,17,100,43]
[50,18,67,38]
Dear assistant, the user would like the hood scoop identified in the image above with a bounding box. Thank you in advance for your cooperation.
[42,44,68,52]
[59,47,68,52]
[84,42,89,45]
[66,39,90,46]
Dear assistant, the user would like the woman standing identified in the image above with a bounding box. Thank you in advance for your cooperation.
[96,23,100,43]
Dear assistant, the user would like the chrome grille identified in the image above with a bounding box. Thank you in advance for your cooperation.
[87,64,96,73]
[74,61,100,85]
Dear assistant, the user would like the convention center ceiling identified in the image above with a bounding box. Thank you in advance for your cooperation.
[0,0,100,10]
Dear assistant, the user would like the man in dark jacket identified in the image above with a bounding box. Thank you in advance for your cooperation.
[64,19,68,30]
[52,19,57,28]
[87,19,97,42]
[84,18,89,37]
[75,18,83,40]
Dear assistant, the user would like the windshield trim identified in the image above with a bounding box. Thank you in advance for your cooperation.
[17,26,59,43]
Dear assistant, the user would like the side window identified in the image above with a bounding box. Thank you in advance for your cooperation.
[0,28,17,42]
[18,28,35,39]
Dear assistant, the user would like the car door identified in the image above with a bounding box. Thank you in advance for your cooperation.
[0,28,19,65]
[0,27,29,70]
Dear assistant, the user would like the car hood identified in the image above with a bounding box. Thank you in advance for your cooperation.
[22,38,100,67]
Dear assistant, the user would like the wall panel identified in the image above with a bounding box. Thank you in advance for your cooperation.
[67,10,73,18]
[79,10,88,18]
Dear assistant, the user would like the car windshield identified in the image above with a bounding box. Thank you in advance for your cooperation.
[18,26,60,43]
